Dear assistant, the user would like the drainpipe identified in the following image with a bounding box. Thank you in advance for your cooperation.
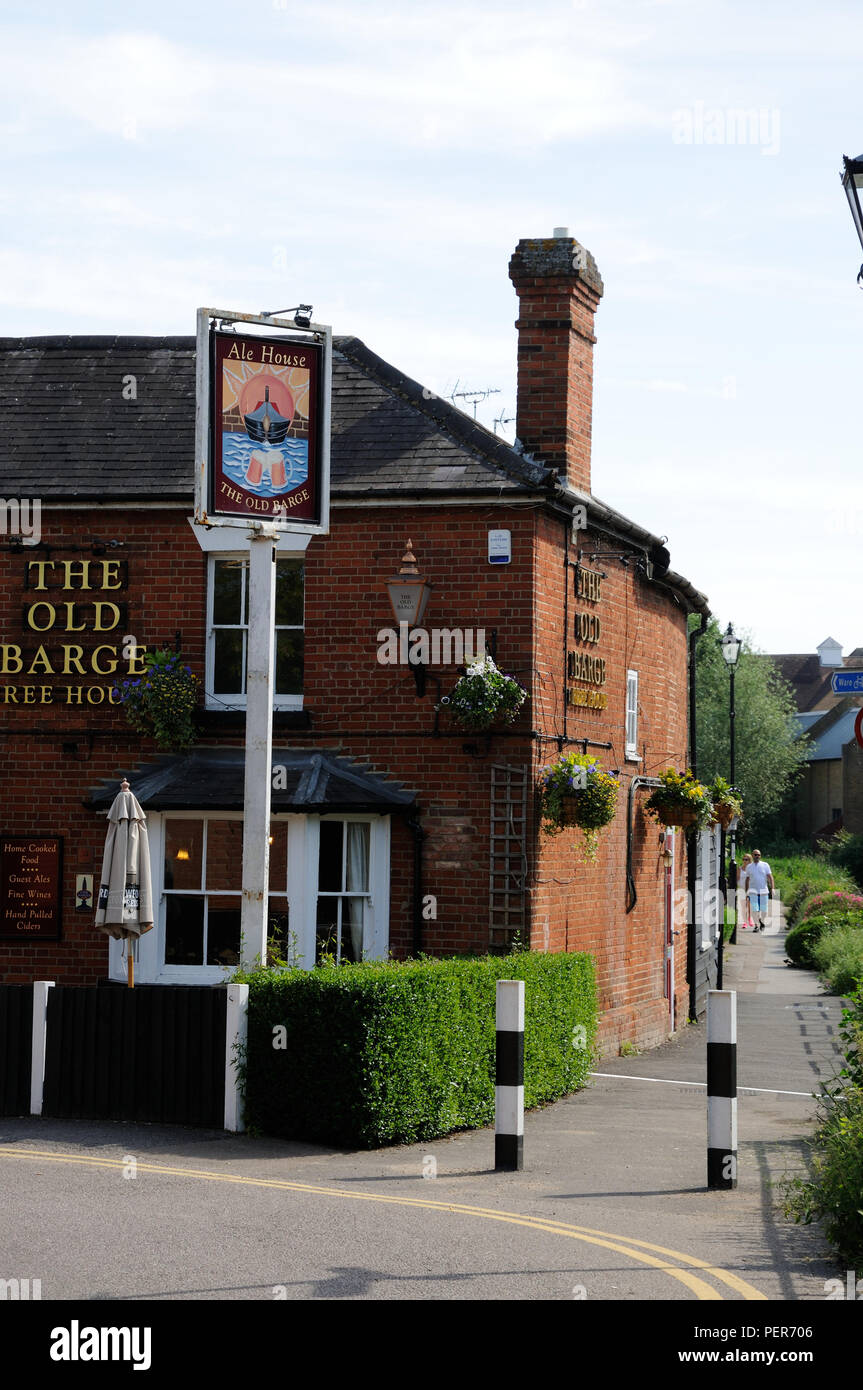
[408,815,425,955]
[688,613,708,1023]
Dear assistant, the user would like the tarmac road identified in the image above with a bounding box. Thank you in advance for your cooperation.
[0,918,846,1304]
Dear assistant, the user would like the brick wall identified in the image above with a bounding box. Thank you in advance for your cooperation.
[1,501,694,1053]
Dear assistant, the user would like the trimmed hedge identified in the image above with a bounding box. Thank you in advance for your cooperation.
[240,952,597,1147]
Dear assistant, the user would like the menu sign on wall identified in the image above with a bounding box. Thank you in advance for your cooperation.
[0,836,63,940]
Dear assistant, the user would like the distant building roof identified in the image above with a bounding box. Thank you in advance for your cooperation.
[772,648,863,712]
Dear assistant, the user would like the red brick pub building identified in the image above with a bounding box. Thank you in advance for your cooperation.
[0,233,715,1053]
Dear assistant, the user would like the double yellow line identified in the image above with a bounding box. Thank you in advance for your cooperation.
[1,1146,767,1301]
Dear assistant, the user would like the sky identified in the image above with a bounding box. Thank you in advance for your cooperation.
[1,0,861,656]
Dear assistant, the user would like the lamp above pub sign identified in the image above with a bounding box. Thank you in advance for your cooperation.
[195,307,332,536]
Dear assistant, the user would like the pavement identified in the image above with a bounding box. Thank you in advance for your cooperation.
[0,902,849,1303]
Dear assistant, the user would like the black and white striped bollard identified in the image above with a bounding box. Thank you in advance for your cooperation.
[707,989,737,1190]
[495,979,524,1171]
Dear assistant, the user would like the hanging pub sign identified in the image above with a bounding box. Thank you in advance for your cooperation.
[0,835,63,940]
[194,308,331,536]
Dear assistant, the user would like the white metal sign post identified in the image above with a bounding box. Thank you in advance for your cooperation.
[194,305,331,969]
[241,523,277,967]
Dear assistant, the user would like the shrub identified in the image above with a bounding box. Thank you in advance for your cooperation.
[798,891,863,925]
[784,989,863,1274]
[818,830,863,892]
[812,924,863,997]
[782,862,857,925]
[240,952,598,1147]
[785,911,861,969]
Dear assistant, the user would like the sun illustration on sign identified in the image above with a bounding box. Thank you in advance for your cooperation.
[221,360,310,426]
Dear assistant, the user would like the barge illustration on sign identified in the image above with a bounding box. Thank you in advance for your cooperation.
[211,331,320,521]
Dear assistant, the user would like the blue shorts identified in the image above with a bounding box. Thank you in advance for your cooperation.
[747,891,769,915]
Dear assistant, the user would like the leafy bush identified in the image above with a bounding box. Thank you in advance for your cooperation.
[784,988,863,1274]
[780,861,858,925]
[239,952,597,1147]
[785,911,861,969]
[818,830,863,893]
[812,924,863,997]
[798,891,863,925]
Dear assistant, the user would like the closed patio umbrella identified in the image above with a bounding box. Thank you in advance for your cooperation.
[95,779,154,987]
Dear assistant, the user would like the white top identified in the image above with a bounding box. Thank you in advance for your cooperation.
[745,861,772,892]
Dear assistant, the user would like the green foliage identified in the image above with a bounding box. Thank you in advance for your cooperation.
[707,774,743,822]
[538,752,619,860]
[694,618,810,843]
[241,952,598,1147]
[439,654,528,732]
[643,768,713,831]
[818,830,863,892]
[812,924,863,996]
[113,647,199,751]
[776,858,858,925]
[784,988,863,1274]
[798,891,863,925]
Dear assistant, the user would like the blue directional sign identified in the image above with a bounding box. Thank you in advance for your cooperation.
[831,670,863,694]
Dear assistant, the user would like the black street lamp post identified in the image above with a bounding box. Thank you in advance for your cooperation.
[721,623,742,945]
[841,154,863,285]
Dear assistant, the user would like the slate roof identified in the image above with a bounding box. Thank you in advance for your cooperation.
[0,333,709,614]
[0,334,546,502]
[86,748,416,813]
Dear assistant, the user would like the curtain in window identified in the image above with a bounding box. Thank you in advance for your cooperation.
[345,822,370,961]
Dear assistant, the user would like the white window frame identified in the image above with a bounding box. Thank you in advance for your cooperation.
[205,552,305,712]
[625,669,640,761]
[107,812,391,985]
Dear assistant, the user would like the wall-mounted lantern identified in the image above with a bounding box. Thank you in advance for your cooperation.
[386,539,432,696]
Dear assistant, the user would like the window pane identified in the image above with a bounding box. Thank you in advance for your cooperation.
[315,896,340,962]
[206,820,244,892]
[346,822,370,892]
[164,820,203,890]
[276,631,303,695]
[318,821,344,892]
[165,895,204,964]
[207,898,241,966]
[343,897,364,962]
[214,630,244,694]
[275,560,304,626]
[213,560,244,625]
[268,898,290,963]
[268,822,288,893]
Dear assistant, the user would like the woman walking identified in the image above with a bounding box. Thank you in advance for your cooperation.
[739,853,753,928]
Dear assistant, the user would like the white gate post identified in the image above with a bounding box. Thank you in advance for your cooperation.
[224,983,249,1132]
[30,981,54,1115]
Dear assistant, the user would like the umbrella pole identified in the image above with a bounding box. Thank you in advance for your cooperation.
[128,940,134,989]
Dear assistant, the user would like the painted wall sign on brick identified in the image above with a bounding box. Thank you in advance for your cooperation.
[0,836,63,940]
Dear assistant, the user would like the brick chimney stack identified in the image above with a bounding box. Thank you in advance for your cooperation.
[508,229,604,495]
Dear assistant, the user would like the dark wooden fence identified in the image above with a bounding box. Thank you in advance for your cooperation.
[0,985,33,1116]
[42,986,228,1127]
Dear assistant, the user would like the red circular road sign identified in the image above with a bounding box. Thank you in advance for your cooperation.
[855,707,863,750]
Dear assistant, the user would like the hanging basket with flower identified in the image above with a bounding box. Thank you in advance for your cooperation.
[643,768,713,831]
[539,751,619,861]
[113,648,200,752]
[438,654,528,732]
[707,776,743,830]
